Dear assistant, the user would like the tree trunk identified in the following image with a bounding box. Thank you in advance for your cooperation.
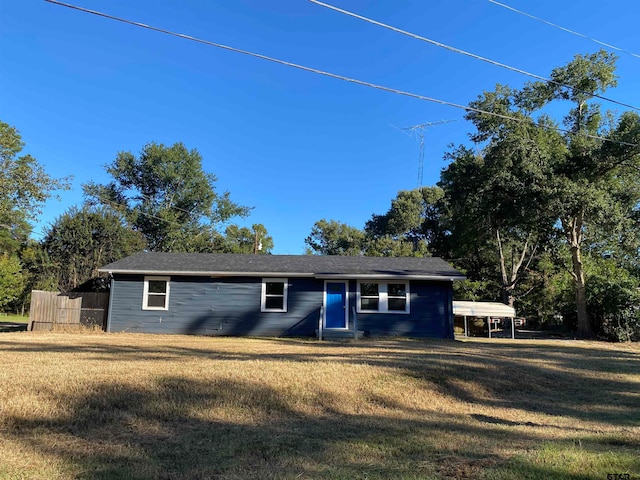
[564,212,592,338]
[496,229,533,308]
[574,270,590,337]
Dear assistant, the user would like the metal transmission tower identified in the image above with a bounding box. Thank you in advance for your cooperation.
[398,120,455,187]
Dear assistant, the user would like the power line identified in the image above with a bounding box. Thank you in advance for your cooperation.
[488,0,640,60]
[86,193,190,230]
[309,0,640,113]
[44,0,640,148]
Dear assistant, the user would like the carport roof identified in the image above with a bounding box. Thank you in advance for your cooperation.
[453,301,516,318]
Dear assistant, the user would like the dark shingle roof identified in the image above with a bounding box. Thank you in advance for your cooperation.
[99,252,465,280]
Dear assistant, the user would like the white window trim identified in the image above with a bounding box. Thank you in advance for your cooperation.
[261,278,288,312]
[356,280,410,314]
[142,276,170,311]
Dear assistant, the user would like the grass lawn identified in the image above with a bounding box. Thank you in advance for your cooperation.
[0,313,28,323]
[0,333,638,479]
[0,314,29,333]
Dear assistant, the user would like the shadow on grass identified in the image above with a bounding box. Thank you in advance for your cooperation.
[3,336,638,429]
[0,321,28,333]
[6,375,637,480]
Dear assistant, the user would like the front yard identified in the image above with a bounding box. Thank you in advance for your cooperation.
[0,332,638,479]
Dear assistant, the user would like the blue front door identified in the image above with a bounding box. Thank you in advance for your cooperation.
[325,282,347,328]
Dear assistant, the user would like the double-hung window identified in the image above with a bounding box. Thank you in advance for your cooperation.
[261,278,288,312]
[357,281,409,313]
[143,276,170,310]
[359,282,380,311]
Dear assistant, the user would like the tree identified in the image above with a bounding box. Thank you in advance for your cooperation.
[84,142,251,252]
[42,206,146,292]
[0,254,24,311]
[305,219,365,255]
[0,120,70,312]
[364,235,424,257]
[585,259,640,342]
[12,240,59,313]
[455,50,640,336]
[440,116,561,307]
[364,186,449,257]
[220,224,274,254]
[0,120,70,254]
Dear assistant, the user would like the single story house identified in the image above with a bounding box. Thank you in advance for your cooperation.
[98,252,465,338]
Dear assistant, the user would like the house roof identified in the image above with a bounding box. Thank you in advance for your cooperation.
[99,252,466,281]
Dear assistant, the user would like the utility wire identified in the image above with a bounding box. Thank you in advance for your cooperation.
[488,0,640,60]
[44,0,640,148]
[310,0,640,112]
[86,193,189,230]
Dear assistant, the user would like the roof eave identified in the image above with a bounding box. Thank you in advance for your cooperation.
[99,268,466,281]
[313,274,467,281]
[98,269,312,277]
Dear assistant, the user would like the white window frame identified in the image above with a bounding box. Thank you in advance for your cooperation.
[356,280,410,314]
[142,276,170,311]
[261,278,288,312]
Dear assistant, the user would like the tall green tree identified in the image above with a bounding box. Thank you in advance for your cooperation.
[456,50,640,336]
[0,253,24,311]
[364,186,448,257]
[42,206,146,292]
[84,142,251,252]
[220,224,274,254]
[305,189,446,258]
[440,115,562,307]
[0,120,70,255]
[584,258,640,342]
[305,219,365,255]
[0,120,70,311]
[13,240,59,313]
[364,235,424,257]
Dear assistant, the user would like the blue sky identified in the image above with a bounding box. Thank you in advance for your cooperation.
[2,0,640,254]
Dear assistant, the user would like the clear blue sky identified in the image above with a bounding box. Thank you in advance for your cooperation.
[2,0,640,254]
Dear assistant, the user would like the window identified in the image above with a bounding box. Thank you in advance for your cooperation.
[143,276,170,310]
[359,282,379,311]
[357,281,409,313]
[261,278,288,312]
[387,283,407,312]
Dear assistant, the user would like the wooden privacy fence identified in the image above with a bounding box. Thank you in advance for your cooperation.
[28,290,110,331]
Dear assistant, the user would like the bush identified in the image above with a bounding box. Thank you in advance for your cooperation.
[586,267,640,342]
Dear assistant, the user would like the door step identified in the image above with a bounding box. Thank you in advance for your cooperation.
[316,329,365,340]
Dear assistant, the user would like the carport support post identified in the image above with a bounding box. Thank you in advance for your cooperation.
[511,317,515,339]
[487,316,491,339]
[464,315,468,337]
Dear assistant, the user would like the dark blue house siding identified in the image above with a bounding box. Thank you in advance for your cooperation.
[107,275,453,338]
[351,280,453,338]
[108,275,324,336]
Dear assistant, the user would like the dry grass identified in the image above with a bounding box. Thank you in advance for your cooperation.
[0,333,638,479]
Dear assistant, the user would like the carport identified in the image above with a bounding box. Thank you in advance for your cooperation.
[453,301,517,339]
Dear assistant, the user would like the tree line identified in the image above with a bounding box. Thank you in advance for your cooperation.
[1,51,638,340]
[305,51,640,341]
[0,128,273,314]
